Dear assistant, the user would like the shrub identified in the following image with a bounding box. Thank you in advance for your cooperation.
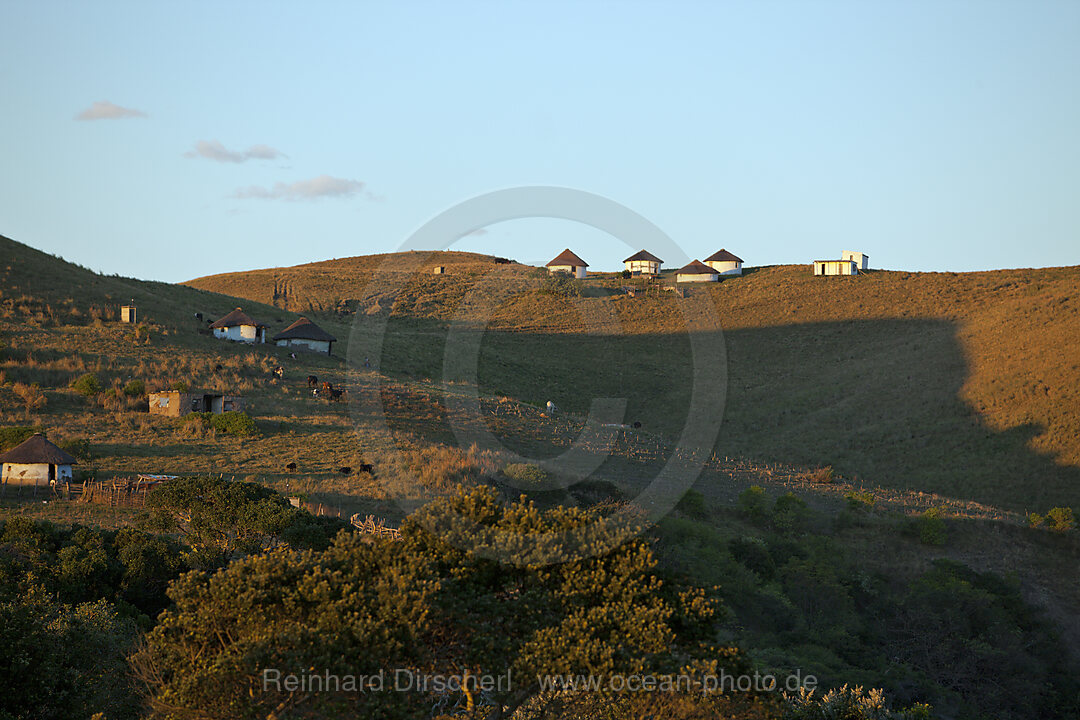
[1045,507,1075,532]
[621,269,632,279]
[917,508,947,546]
[799,466,835,484]
[170,380,189,392]
[71,373,100,397]
[179,411,259,438]
[539,272,580,297]
[1028,512,1045,528]
[0,425,38,451]
[677,489,708,519]
[773,492,810,533]
[122,380,145,397]
[738,485,770,523]
[58,438,95,461]
[728,536,775,580]
[845,490,875,510]
[502,463,547,484]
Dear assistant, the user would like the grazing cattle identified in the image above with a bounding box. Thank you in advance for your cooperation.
[285,462,297,471]
[339,466,352,475]
[358,463,374,474]
[311,388,320,398]
[194,312,203,321]
[322,381,334,392]
[328,388,344,402]
[214,364,223,371]
[632,421,642,429]
[307,375,318,388]
[272,366,284,380]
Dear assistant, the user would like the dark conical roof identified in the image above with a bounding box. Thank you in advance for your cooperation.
[623,249,663,263]
[704,249,744,263]
[677,260,718,275]
[0,434,77,465]
[209,308,264,329]
[272,317,337,342]
[546,249,588,267]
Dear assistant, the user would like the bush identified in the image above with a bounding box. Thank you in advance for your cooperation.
[58,438,95,462]
[677,489,708,519]
[799,466,835,484]
[0,426,38,452]
[502,463,547,484]
[122,380,145,397]
[180,411,259,437]
[621,269,632,279]
[738,485,770,523]
[845,490,875,510]
[1045,507,1075,532]
[1028,512,1045,528]
[70,373,100,397]
[539,272,580,297]
[728,536,775,580]
[773,493,810,533]
[170,380,189,392]
[917,508,947,546]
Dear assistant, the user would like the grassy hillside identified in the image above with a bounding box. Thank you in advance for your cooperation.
[189,254,1080,512]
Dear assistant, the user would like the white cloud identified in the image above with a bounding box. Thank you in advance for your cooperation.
[184,140,285,163]
[75,101,147,121]
[231,175,365,201]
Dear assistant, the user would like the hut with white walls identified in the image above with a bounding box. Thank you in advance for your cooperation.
[842,251,869,271]
[623,250,662,276]
[0,434,76,488]
[676,260,719,283]
[545,249,589,279]
[209,308,266,343]
[704,249,744,276]
[272,317,337,355]
[148,390,244,418]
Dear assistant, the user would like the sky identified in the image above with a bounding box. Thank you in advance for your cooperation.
[2,0,1079,282]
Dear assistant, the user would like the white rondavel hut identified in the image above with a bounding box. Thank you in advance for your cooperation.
[272,317,337,355]
[545,249,589,279]
[704,249,744,276]
[0,434,77,488]
[623,250,663,276]
[209,308,266,343]
[676,260,719,283]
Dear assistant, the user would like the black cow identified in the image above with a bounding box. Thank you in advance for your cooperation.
[307,375,318,388]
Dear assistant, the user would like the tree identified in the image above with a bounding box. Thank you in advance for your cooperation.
[131,486,752,719]
[142,476,343,569]
[11,382,46,418]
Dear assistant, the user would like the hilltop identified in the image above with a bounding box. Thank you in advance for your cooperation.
[188,252,1080,512]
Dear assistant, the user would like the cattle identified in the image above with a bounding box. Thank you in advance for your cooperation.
[339,466,352,475]
[322,381,334,392]
[328,388,344,402]
[271,366,284,380]
[194,312,203,321]
[632,421,642,429]
[358,463,374,474]
[285,462,297,471]
[307,375,318,388]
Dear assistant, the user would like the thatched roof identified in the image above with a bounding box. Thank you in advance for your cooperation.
[546,249,588,267]
[272,317,337,343]
[623,249,663,263]
[209,308,264,329]
[0,434,77,465]
[704,249,743,264]
[677,260,718,275]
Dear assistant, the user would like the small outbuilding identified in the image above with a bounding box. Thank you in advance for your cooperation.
[546,249,589,279]
[676,260,719,283]
[433,266,446,275]
[209,308,266,343]
[0,434,76,487]
[121,304,137,323]
[272,317,337,355]
[623,250,663,276]
[813,259,859,276]
[148,390,244,417]
[842,251,869,271]
[704,249,744,276]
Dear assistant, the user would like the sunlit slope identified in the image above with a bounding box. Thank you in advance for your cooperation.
[189,255,1080,509]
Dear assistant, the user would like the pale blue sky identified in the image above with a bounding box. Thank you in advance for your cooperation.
[2,0,1078,281]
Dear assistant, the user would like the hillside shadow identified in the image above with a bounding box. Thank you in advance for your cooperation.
[374,314,1080,512]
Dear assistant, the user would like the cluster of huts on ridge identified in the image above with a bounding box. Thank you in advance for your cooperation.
[545,248,870,280]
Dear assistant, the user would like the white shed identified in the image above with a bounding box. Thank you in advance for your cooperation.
[842,251,869,271]
[272,316,337,355]
[546,249,588,279]
[704,249,744,275]
[676,260,719,283]
[623,250,662,276]
[0,434,77,487]
[209,308,266,343]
